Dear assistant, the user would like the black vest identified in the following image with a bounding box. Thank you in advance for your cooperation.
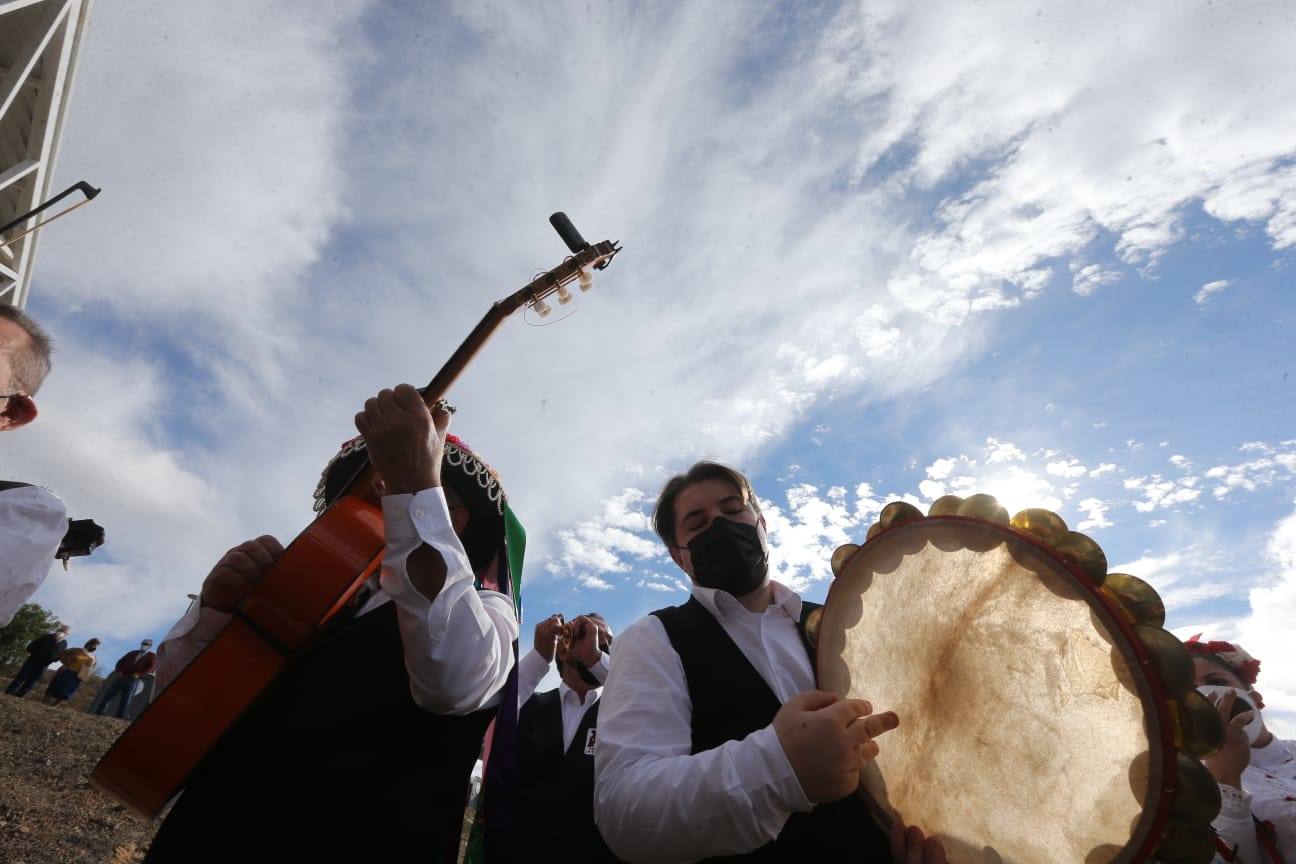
[650,597,891,863]
[518,688,618,862]
[144,600,494,864]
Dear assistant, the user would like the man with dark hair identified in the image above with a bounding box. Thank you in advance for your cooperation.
[5,622,69,697]
[0,303,66,627]
[595,460,944,863]
[518,611,618,862]
[144,384,524,863]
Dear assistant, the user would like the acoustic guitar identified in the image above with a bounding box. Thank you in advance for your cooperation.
[92,213,620,818]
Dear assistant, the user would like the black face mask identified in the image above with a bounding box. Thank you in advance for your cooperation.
[556,656,603,688]
[685,517,768,597]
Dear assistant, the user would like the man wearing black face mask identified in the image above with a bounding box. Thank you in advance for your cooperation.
[594,461,945,864]
[517,612,618,861]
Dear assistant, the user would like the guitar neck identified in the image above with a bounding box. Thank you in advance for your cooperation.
[420,301,515,406]
[332,222,618,505]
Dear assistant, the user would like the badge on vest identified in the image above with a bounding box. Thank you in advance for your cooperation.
[584,728,597,755]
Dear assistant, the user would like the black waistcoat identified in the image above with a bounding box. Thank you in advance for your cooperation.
[144,600,494,864]
[518,688,619,862]
[650,596,891,863]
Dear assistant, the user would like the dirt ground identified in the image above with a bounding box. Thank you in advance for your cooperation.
[0,676,156,864]
[1,668,478,863]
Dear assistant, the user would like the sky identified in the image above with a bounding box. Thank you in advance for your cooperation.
[6,1,1294,734]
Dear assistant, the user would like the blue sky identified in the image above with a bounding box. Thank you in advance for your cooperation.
[8,1,1294,733]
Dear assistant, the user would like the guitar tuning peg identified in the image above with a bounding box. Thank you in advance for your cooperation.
[578,268,593,292]
[556,284,573,305]
[533,298,552,318]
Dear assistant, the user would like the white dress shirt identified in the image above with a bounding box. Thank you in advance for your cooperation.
[516,646,610,750]
[594,580,814,863]
[157,487,518,715]
[0,485,67,626]
[1246,736,1295,860]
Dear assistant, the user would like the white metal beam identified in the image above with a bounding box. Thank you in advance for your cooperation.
[0,159,39,192]
[0,0,54,15]
[0,0,70,125]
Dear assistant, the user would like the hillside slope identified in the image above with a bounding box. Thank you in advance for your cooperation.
[0,693,155,863]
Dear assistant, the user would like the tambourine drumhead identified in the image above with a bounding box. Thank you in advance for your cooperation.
[817,518,1165,864]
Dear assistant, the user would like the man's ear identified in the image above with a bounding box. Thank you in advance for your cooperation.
[450,505,470,535]
[0,394,37,431]
[668,545,688,575]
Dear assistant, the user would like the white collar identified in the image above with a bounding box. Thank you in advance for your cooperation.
[690,579,803,623]
[558,680,600,707]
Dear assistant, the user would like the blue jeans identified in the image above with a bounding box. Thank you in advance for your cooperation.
[97,676,137,718]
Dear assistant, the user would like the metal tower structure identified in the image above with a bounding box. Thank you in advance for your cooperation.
[0,0,92,309]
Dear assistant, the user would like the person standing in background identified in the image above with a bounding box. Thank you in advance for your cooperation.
[5,623,69,697]
[44,638,99,706]
[517,612,618,862]
[94,639,157,718]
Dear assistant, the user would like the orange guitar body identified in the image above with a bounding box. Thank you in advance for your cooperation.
[91,497,385,817]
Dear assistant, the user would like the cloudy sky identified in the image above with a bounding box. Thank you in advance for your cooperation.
[10,1,1295,733]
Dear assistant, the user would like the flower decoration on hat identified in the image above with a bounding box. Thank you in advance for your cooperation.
[1185,634,1261,688]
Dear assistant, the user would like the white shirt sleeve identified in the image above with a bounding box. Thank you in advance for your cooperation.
[593,615,811,863]
[380,487,519,715]
[517,647,551,712]
[0,486,67,626]
[154,597,232,694]
[1212,784,1261,864]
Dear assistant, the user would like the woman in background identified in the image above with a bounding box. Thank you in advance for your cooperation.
[43,638,99,707]
[1189,636,1294,863]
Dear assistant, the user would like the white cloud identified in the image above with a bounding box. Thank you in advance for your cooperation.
[1076,497,1113,532]
[1194,279,1232,305]
[984,437,1025,464]
[927,458,957,480]
[578,575,614,591]
[636,579,678,593]
[1089,463,1117,477]
[1070,262,1121,297]
[1046,458,1088,479]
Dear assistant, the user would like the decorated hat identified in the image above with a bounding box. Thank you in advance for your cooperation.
[1185,634,1261,687]
[312,432,524,614]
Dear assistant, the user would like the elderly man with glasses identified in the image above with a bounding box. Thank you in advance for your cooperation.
[0,303,66,627]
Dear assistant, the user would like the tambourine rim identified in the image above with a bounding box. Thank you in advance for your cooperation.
[817,514,1177,864]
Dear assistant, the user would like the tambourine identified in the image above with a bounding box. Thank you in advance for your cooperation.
[810,494,1224,864]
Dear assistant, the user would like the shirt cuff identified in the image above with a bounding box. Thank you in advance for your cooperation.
[756,723,813,814]
[1217,783,1253,819]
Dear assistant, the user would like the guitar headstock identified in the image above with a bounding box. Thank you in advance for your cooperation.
[510,212,621,318]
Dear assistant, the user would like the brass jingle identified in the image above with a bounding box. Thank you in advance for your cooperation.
[1009,508,1068,542]
[1101,572,1166,628]
[866,522,883,541]
[1175,689,1226,758]
[878,500,925,530]
[1170,753,1222,823]
[956,493,1009,525]
[804,607,824,649]
[831,543,859,577]
[1155,820,1217,864]
[1051,530,1108,586]
[1137,625,1195,696]
[928,494,964,517]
